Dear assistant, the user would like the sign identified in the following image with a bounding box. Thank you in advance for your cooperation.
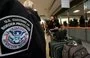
[61,0,70,8]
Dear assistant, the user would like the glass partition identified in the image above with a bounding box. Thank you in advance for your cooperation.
[58,1,85,27]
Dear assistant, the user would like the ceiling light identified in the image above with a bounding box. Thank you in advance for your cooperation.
[23,0,34,8]
[87,11,90,13]
[73,10,80,13]
[34,9,37,11]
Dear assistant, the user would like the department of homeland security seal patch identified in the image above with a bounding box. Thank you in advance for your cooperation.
[0,15,33,57]
[2,26,29,50]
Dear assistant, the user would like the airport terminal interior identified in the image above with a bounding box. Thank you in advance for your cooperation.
[18,0,90,58]
[0,0,90,58]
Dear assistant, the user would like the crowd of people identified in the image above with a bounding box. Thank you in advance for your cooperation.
[41,15,90,32]
[63,15,90,27]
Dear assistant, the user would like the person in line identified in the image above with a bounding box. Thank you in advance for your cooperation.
[48,15,60,31]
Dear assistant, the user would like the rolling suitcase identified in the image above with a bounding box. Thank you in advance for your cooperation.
[49,41,61,57]
[49,41,66,58]
[54,45,64,58]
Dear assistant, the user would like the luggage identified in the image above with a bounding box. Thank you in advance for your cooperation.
[62,40,88,58]
[84,54,90,58]
[49,29,67,41]
[55,29,67,41]
[66,38,82,45]
[49,28,59,40]
[49,41,66,58]
[54,45,63,58]
[70,45,88,58]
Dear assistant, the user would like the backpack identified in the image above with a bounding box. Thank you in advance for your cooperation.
[84,54,90,58]
[62,41,88,58]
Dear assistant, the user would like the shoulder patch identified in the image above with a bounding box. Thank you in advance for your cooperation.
[0,15,33,57]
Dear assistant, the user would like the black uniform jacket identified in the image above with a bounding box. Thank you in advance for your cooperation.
[0,0,46,58]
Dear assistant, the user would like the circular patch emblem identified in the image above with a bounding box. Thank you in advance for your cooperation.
[2,26,29,50]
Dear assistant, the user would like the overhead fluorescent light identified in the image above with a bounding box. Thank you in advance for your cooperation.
[87,11,90,13]
[23,0,34,8]
[73,10,80,13]
[34,9,37,11]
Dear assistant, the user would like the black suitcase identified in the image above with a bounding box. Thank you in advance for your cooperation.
[54,44,63,58]
[49,41,66,58]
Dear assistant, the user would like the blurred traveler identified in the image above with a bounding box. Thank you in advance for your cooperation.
[79,15,85,27]
[48,15,60,30]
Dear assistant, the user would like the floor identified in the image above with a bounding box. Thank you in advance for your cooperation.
[45,33,51,58]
